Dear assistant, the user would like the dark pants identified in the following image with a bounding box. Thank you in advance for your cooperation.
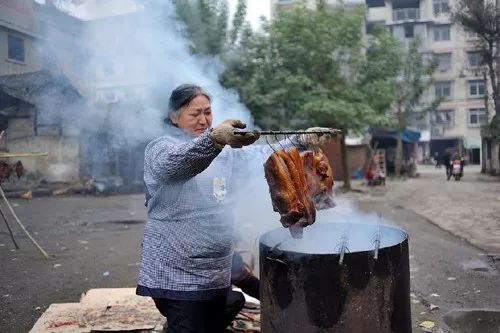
[153,291,245,333]
[445,163,452,180]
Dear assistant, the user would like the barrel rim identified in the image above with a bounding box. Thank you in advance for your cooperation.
[259,222,408,255]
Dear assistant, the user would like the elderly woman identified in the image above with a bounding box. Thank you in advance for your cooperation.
[137,84,330,332]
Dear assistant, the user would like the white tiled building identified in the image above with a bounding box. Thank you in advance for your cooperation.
[272,0,488,164]
[365,0,488,164]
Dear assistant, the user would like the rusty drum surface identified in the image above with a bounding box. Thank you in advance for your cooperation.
[259,222,411,333]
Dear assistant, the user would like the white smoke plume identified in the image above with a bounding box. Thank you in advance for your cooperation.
[38,0,254,148]
[35,0,402,254]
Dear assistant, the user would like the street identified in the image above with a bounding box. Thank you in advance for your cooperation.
[348,164,500,331]
[1,165,499,332]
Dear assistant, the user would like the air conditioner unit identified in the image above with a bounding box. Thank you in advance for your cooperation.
[431,126,444,137]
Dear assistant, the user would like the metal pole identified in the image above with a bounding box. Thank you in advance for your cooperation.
[0,205,19,249]
[0,186,49,259]
[233,129,342,135]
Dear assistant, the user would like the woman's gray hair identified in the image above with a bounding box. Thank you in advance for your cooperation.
[167,84,211,119]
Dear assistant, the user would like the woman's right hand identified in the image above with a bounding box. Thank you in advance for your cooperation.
[209,119,260,149]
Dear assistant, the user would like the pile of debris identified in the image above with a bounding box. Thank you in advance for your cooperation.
[229,306,260,332]
[31,288,261,333]
[228,288,260,332]
[30,289,165,332]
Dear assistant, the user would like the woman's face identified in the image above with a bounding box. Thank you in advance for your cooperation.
[171,95,213,137]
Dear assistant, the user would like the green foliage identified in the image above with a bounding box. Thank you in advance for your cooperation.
[452,0,499,42]
[452,0,500,133]
[395,38,439,129]
[173,0,248,57]
[393,38,438,177]
[222,3,403,130]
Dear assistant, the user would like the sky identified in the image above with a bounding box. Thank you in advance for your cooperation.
[36,0,271,29]
[237,0,271,29]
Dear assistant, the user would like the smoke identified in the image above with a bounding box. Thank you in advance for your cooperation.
[37,0,254,149]
[233,153,402,255]
[35,0,401,255]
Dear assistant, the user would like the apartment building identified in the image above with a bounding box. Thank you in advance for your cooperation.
[271,0,365,16]
[272,0,487,164]
[366,0,488,164]
[0,0,42,76]
[0,1,86,183]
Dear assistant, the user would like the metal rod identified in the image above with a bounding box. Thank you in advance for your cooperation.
[0,206,19,249]
[234,129,342,135]
[0,186,50,259]
[0,152,48,158]
[339,245,346,265]
[373,236,380,260]
[338,235,349,265]
[373,213,382,260]
[336,224,351,265]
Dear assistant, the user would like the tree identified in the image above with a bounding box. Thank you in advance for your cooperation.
[222,4,403,188]
[393,38,438,178]
[173,0,248,57]
[452,0,500,135]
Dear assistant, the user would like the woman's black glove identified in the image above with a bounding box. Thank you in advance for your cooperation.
[210,119,260,149]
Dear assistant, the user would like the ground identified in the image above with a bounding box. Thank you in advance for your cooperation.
[346,165,500,332]
[0,165,499,332]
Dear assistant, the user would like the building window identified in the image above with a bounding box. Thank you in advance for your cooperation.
[468,80,486,97]
[7,35,25,62]
[102,59,114,76]
[366,0,385,7]
[465,28,479,39]
[366,20,386,34]
[435,81,452,99]
[434,25,451,41]
[393,8,420,21]
[435,53,452,72]
[433,0,449,15]
[467,51,482,67]
[431,109,455,125]
[468,108,487,125]
[404,24,414,38]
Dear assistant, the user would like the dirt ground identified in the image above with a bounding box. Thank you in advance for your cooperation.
[1,165,499,332]
[0,195,147,333]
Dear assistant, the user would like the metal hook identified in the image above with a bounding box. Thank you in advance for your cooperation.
[311,131,319,153]
[299,129,315,152]
[285,134,299,149]
[274,134,285,150]
[266,135,276,153]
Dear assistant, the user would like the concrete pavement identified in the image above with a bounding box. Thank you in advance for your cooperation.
[1,166,500,332]
[351,164,500,254]
[342,167,500,332]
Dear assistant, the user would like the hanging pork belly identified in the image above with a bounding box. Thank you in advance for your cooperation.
[264,148,315,238]
[263,147,334,238]
[301,148,335,210]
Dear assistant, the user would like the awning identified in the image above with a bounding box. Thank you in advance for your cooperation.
[370,128,421,143]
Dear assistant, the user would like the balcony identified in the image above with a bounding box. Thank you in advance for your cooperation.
[393,8,420,22]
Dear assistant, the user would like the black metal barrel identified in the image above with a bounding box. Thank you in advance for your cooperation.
[259,222,411,333]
